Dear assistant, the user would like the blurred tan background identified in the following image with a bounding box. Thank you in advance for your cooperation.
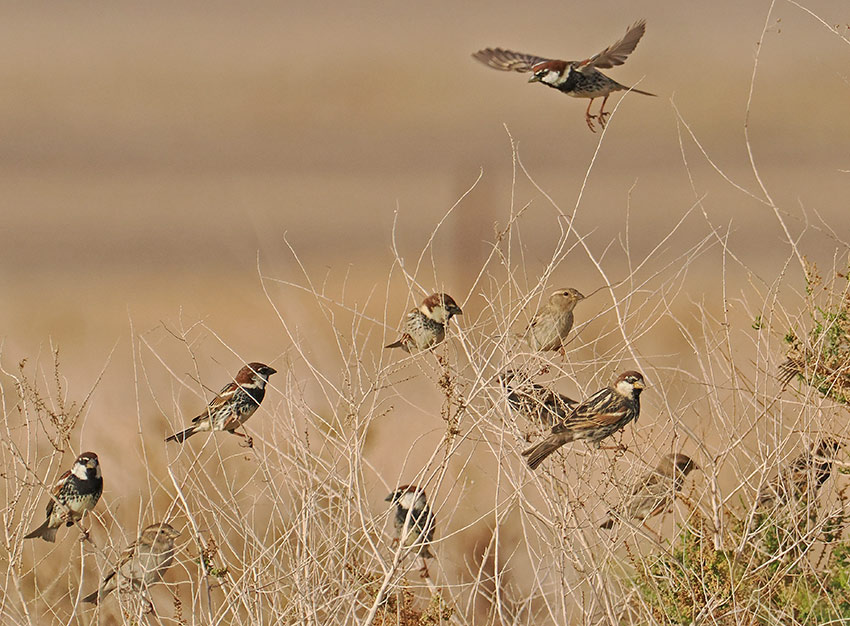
[2,1,849,621]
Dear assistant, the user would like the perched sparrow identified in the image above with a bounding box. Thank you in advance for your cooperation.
[385,485,436,578]
[165,362,277,445]
[385,293,463,354]
[600,453,699,529]
[83,522,180,604]
[757,438,843,511]
[25,452,103,542]
[523,288,585,352]
[473,20,655,132]
[498,370,578,429]
[522,371,645,470]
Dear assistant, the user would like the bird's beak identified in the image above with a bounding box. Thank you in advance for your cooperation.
[528,75,541,83]
[632,380,645,390]
[266,367,278,375]
[454,307,463,316]
[384,493,393,502]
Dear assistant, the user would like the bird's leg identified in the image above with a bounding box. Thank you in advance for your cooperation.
[597,95,611,128]
[230,429,254,448]
[419,558,431,579]
[391,537,399,548]
[585,99,597,132]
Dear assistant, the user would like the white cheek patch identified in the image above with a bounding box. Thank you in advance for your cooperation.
[541,72,561,85]
[616,380,633,396]
[398,491,424,511]
[72,462,90,481]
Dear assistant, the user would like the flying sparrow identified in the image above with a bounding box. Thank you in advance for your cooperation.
[498,370,578,429]
[83,522,181,604]
[25,452,103,542]
[523,288,585,353]
[756,438,843,511]
[600,453,699,529]
[165,362,277,446]
[473,20,655,131]
[385,293,463,354]
[385,485,436,578]
[522,371,645,470]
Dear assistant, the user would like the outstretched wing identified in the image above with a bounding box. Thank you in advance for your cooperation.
[472,48,550,73]
[578,20,647,71]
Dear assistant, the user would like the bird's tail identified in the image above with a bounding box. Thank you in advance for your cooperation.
[384,340,404,349]
[24,520,58,542]
[522,435,570,470]
[626,86,656,97]
[165,426,197,443]
[81,590,100,604]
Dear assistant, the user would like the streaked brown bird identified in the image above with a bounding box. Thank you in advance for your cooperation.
[498,370,578,429]
[385,485,436,578]
[473,20,655,132]
[600,453,699,529]
[165,362,276,446]
[523,371,644,470]
[83,522,181,604]
[25,452,103,543]
[385,293,463,354]
[756,438,843,511]
[523,288,585,353]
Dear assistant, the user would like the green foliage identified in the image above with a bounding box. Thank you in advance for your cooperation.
[632,512,850,624]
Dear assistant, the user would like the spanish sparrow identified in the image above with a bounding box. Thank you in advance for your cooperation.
[473,20,655,131]
[498,370,578,428]
[25,452,103,542]
[165,362,276,445]
[385,485,436,578]
[83,522,181,604]
[600,453,699,529]
[757,438,843,511]
[523,288,585,352]
[522,371,645,470]
[385,293,463,354]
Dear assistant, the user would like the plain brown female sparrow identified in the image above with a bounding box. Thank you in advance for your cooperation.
[523,371,644,470]
[473,20,655,131]
[385,293,463,354]
[523,288,585,353]
[25,452,103,543]
[600,453,699,529]
[165,362,276,446]
[83,522,181,604]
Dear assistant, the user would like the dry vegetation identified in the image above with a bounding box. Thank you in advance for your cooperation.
[2,4,850,626]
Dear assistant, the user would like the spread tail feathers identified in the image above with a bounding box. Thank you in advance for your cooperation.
[24,520,58,542]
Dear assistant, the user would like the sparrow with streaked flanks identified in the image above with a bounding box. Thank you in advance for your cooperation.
[83,522,181,605]
[756,438,843,511]
[523,288,585,353]
[25,452,103,542]
[385,293,463,354]
[498,370,578,429]
[522,371,645,470]
[385,485,436,578]
[600,453,699,529]
[165,362,277,446]
[473,20,655,131]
